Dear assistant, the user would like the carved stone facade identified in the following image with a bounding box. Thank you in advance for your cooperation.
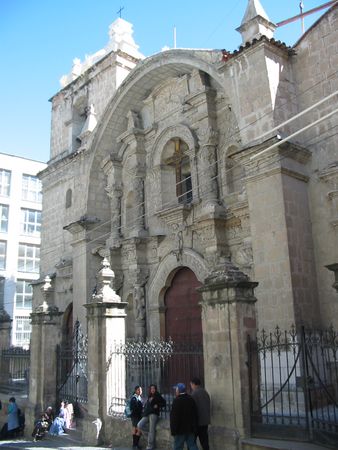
[31,2,338,448]
[36,4,338,337]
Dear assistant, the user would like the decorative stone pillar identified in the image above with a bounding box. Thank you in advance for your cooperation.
[0,309,11,382]
[133,284,146,340]
[199,127,219,207]
[326,263,338,293]
[26,276,62,429]
[106,183,123,241]
[83,258,127,445]
[197,262,258,450]
[130,175,146,237]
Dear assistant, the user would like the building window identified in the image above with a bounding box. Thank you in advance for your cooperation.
[21,208,41,236]
[18,243,40,273]
[0,169,11,197]
[163,138,193,205]
[15,316,31,348]
[15,280,32,309]
[22,174,42,203]
[0,277,4,309]
[0,241,6,269]
[0,204,9,232]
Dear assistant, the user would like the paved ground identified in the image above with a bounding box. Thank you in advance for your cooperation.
[0,428,128,450]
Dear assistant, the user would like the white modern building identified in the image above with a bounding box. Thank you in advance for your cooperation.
[0,153,46,348]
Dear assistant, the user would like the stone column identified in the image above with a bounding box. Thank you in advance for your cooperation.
[197,262,258,450]
[26,276,62,429]
[199,127,219,207]
[82,258,127,445]
[130,175,146,237]
[0,309,11,382]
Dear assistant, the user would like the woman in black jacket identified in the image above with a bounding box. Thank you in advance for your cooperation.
[137,384,166,450]
[130,386,143,449]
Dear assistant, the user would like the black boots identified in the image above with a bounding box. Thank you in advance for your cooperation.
[133,434,141,449]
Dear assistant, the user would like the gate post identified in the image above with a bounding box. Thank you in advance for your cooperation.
[0,309,11,382]
[26,276,62,429]
[83,258,127,445]
[197,261,258,450]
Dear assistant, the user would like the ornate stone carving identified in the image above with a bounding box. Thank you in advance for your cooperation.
[133,285,146,320]
[204,260,250,286]
[34,276,59,314]
[234,237,253,269]
[106,183,123,240]
[92,258,121,303]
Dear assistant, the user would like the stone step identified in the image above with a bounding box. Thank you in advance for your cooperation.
[241,438,329,450]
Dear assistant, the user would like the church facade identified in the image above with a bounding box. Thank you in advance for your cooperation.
[36,1,338,335]
[28,1,338,446]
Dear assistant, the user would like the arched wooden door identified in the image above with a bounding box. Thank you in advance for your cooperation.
[164,267,203,389]
[165,267,202,343]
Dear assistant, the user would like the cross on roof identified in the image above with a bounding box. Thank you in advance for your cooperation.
[117,6,124,18]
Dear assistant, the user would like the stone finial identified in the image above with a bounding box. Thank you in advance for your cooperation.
[92,257,121,303]
[236,0,276,44]
[106,18,144,59]
[203,260,251,287]
[34,276,59,313]
[42,275,52,292]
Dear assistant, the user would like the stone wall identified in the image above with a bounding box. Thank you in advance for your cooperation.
[292,6,338,327]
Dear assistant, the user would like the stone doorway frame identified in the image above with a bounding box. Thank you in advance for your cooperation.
[147,249,209,339]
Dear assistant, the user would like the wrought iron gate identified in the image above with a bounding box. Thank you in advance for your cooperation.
[56,320,88,404]
[248,326,338,448]
[107,338,203,418]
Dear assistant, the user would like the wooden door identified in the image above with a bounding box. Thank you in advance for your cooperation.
[164,268,203,390]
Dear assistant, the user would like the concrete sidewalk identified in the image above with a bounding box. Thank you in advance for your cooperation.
[0,428,124,450]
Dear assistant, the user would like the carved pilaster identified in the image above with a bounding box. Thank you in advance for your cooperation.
[106,184,123,243]
[198,126,219,206]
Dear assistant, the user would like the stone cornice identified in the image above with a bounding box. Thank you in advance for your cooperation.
[246,166,309,184]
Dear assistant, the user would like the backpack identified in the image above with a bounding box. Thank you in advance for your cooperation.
[124,395,134,418]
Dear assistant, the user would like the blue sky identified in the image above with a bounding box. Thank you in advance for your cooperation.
[0,0,329,163]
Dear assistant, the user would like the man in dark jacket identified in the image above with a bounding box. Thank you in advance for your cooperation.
[170,383,199,450]
[137,384,166,450]
[190,377,211,450]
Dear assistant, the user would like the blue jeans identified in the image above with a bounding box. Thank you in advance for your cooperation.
[137,414,158,449]
[173,433,199,450]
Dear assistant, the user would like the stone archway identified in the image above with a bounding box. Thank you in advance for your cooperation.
[147,249,209,339]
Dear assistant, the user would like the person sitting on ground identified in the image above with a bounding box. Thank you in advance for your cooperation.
[31,406,54,441]
[49,400,66,436]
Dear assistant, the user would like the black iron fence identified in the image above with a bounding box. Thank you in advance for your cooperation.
[0,347,30,396]
[56,320,88,404]
[1,346,30,382]
[248,325,338,448]
[107,338,203,419]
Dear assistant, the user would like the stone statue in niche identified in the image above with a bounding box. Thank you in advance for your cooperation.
[127,110,142,130]
[133,285,146,320]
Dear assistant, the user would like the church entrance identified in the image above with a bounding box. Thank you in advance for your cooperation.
[164,267,202,343]
[164,267,204,388]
